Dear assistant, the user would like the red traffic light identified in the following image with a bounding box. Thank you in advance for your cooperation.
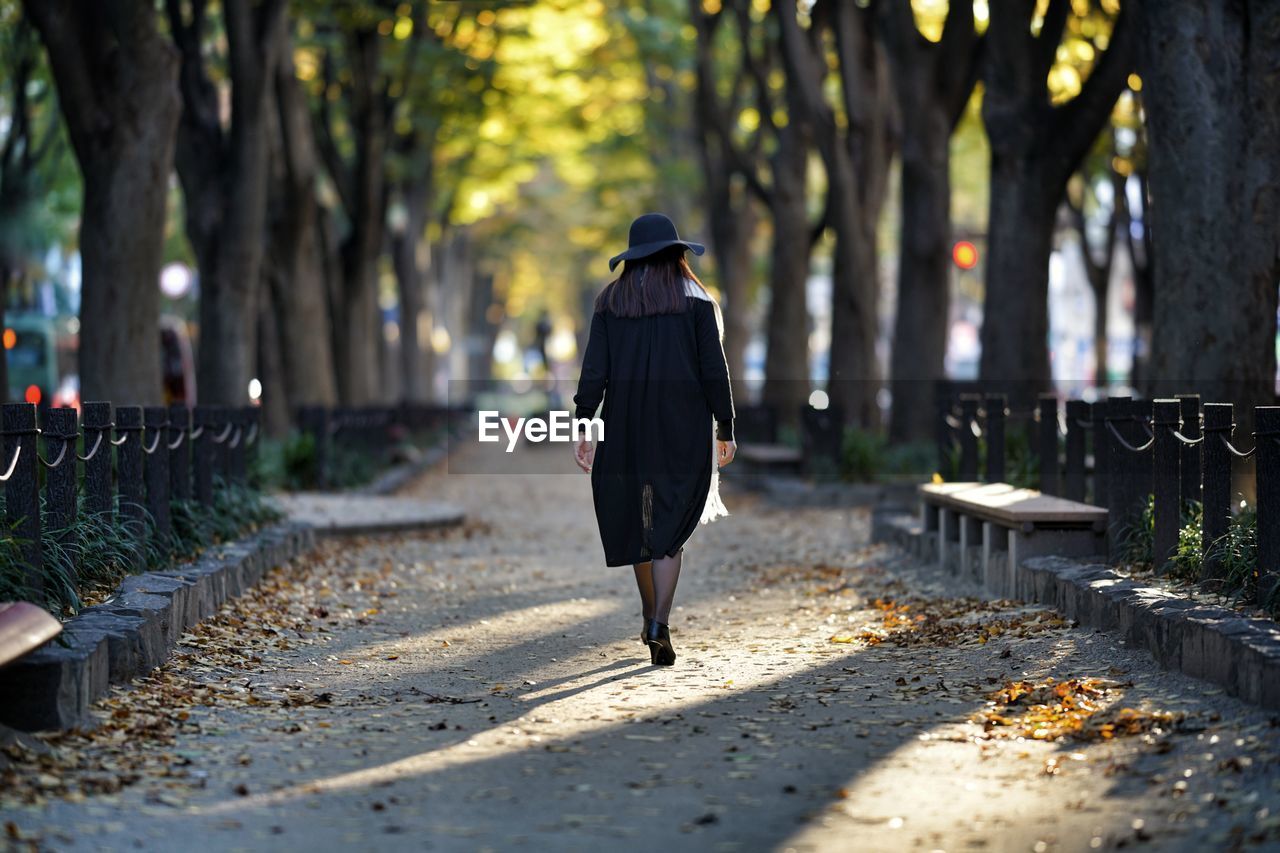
[953,240,979,270]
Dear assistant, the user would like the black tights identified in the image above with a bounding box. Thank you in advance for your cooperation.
[632,550,683,625]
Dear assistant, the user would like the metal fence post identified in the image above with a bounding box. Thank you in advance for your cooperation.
[214,406,232,485]
[1201,403,1233,579]
[81,401,113,519]
[169,405,191,502]
[984,394,1006,483]
[1106,396,1133,555]
[1176,394,1202,505]
[144,406,171,550]
[194,405,216,506]
[1091,398,1109,508]
[43,407,79,569]
[1037,394,1059,495]
[1152,399,1181,573]
[228,407,247,485]
[1255,406,1280,604]
[3,403,41,596]
[958,394,979,481]
[243,406,261,485]
[304,406,332,489]
[1064,400,1089,502]
[115,406,146,566]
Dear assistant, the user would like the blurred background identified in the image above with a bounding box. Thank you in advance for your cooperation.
[0,0,1274,454]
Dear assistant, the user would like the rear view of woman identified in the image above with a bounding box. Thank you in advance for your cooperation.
[572,213,736,667]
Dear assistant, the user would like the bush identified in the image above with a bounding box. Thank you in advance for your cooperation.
[1117,493,1157,570]
[1168,500,1205,583]
[0,484,281,618]
[1210,505,1258,602]
[841,428,886,482]
[254,430,386,491]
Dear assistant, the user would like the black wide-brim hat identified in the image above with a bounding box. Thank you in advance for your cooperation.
[608,212,705,272]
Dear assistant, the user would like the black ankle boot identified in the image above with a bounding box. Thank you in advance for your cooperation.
[645,620,676,666]
[641,617,654,645]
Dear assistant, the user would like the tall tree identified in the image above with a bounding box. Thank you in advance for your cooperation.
[1064,128,1126,389]
[1126,165,1154,390]
[312,19,395,404]
[978,0,1134,401]
[879,0,981,442]
[167,0,287,406]
[260,22,338,431]
[714,0,818,425]
[1139,1,1280,413]
[22,0,180,403]
[776,0,895,428]
[386,5,497,403]
[688,0,759,402]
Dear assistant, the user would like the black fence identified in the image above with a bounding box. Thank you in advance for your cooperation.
[937,386,1279,604]
[1,402,260,600]
[295,403,464,488]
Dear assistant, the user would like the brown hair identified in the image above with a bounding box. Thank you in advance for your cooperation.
[594,247,708,317]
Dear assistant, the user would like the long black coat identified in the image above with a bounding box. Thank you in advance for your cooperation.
[573,292,734,567]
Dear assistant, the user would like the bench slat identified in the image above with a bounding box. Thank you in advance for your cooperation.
[737,443,803,464]
[920,482,1107,526]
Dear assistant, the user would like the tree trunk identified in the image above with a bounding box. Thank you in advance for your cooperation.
[979,156,1056,400]
[1092,278,1109,387]
[1140,1,1279,413]
[256,297,289,437]
[711,192,756,403]
[689,1,758,405]
[880,0,979,443]
[762,126,812,427]
[979,0,1134,405]
[390,158,433,404]
[824,146,880,427]
[24,0,180,403]
[1126,168,1155,392]
[169,0,285,406]
[331,29,388,405]
[889,110,952,441]
[263,30,338,417]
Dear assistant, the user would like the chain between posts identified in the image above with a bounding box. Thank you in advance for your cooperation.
[1105,418,1155,453]
[209,423,235,444]
[141,431,164,455]
[38,438,72,470]
[0,442,21,481]
[1204,422,1257,459]
[78,431,104,462]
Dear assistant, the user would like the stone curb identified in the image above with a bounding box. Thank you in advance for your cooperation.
[0,523,316,733]
[871,511,1280,712]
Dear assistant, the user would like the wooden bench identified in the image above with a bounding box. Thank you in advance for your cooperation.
[0,602,62,668]
[919,482,1107,598]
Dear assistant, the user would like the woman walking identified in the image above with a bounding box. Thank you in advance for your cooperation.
[572,213,736,667]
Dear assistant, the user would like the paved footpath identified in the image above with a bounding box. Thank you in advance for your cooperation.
[3,444,1280,852]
